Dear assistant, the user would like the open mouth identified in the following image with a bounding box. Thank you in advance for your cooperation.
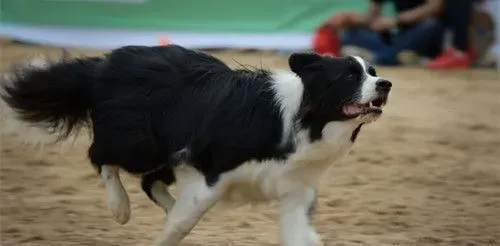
[342,97,387,117]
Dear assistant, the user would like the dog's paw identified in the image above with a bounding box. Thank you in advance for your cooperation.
[307,229,323,246]
[107,186,131,225]
[109,198,130,225]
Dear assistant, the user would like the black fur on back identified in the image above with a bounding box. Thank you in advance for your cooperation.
[87,45,294,183]
[1,45,295,185]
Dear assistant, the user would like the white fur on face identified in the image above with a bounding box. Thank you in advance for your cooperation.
[353,56,381,104]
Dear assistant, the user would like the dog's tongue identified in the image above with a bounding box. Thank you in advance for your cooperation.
[343,104,363,115]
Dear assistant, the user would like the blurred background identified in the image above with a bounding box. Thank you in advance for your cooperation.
[1,0,499,68]
[1,1,500,246]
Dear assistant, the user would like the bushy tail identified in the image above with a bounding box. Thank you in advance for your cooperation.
[0,51,103,148]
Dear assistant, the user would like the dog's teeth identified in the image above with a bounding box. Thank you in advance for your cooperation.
[369,101,373,107]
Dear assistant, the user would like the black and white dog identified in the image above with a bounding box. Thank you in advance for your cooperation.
[1,45,391,246]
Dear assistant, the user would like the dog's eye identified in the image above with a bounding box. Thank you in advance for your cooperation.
[346,74,355,80]
[368,66,376,76]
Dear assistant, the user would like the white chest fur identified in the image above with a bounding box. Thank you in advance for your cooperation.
[209,120,360,205]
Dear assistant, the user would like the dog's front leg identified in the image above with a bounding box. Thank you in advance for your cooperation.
[279,187,322,246]
[151,169,221,246]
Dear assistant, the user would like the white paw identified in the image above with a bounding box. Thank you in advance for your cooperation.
[151,233,170,246]
[107,189,131,225]
[109,198,130,225]
[307,229,323,246]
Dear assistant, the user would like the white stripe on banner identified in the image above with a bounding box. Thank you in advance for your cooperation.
[0,24,312,51]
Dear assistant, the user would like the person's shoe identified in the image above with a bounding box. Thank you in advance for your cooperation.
[427,47,473,69]
[397,50,421,66]
[341,45,374,63]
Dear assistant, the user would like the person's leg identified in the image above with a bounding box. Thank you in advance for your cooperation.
[427,0,474,69]
[445,0,474,52]
[375,19,444,65]
[342,28,389,52]
[341,28,389,62]
[412,20,446,59]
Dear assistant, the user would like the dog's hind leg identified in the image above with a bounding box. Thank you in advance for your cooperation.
[100,165,131,225]
[141,167,176,213]
[151,165,221,246]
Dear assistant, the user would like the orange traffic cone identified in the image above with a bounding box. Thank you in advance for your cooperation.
[159,37,170,46]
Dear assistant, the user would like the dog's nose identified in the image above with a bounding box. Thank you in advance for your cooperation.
[376,80,392,92]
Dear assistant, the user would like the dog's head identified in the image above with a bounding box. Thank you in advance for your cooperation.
[289,53,391,124]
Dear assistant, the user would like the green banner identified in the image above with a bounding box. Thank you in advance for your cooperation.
[1,0,394,33]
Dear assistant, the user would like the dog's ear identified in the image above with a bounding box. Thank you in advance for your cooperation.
[288,53,322,75]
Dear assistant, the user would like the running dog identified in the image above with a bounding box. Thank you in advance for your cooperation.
[1,45,391,246]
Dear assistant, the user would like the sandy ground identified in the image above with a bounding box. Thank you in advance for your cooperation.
[1,39,500,246]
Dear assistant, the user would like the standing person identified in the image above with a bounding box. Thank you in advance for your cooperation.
[427,0,475,69]
[329,0,444,66]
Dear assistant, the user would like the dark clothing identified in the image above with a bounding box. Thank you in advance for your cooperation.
[371,0,427,31]
[340,0,473,65]
[342,18,443,65]
[340,0,443,65]
[371,0,425,13]
[369,0,474,53]
[440,0,473,51]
